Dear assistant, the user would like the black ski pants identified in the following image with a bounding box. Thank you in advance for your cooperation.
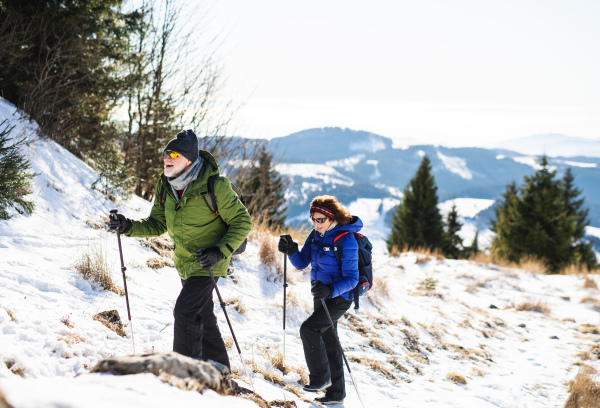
[173,276,230,368]
[300,297,353,400]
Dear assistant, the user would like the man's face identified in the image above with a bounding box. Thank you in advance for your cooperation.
[164,150,192,178]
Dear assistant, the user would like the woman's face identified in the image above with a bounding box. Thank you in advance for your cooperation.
[311,212,333,234]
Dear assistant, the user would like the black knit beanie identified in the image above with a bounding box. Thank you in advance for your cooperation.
[165,129,199,162]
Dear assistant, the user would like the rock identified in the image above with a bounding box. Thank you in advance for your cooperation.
[518,324,526,328]
[550,336,559,340]
[91,352,232,395]
[489,304,498,309]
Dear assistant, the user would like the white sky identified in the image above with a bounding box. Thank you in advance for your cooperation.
[206,0,600,147]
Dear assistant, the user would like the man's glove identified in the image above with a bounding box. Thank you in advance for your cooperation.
[311,281,333,300]
[196,247,224,270]
[278,234,298,255]
[109,213,132,234]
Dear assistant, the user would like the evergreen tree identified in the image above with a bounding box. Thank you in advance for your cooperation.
[387,156,446,253]
[469,230,479,257]
[91,138,134,201]
[444,203,464,259]
[0,121,36,220]
[491,156,595,273]
[238,145,287,227]
[563,168,596,269]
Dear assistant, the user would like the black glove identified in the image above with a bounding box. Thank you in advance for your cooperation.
[109,213,132,234]
[311,281,333,300]
[196,247,224,270]
[278,234,298,255]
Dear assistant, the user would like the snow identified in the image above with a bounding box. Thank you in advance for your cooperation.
[511,156,558,172]
[438,198,495,219]
[437,152,473,180]
[276,163,354,186]
[326,155,365,172]
[555,160,597,169]
[1,98,599,408]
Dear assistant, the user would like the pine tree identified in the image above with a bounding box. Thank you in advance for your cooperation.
[387,156,446,253]
[444,203,464,259]
[563,168,596,269]
[238,145,287,227]
[0,121,36,220]
[470,230,479,257]
[491,156,595,273]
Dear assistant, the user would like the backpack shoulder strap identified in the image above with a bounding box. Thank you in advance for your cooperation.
[332,231,353,265]
[203,174,219,215]
[159,184,167,208]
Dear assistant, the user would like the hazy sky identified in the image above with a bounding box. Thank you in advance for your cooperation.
[207,0,600,147]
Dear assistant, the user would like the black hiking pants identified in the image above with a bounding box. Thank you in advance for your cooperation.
[300,297,353,400]
[173,276,230,368]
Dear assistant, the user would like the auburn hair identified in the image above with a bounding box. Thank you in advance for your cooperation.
[310,195,353,226]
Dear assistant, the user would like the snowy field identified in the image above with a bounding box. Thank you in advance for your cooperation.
[1,98,600,407]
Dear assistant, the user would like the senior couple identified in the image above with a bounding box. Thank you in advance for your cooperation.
[110,129,364,405]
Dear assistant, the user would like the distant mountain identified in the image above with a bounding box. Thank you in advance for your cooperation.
[265,127,600,230]
[492,134,600,158]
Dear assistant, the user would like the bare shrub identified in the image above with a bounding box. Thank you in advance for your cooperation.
[514,298,550,314]
[447,373,467,384]
[74,241,123,295]
[348,356,398,381]
[147,257,174,269]
[564,365,600,408]
[225,297,247,316]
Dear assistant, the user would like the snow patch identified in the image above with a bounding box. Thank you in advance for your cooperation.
[437,151,472,180]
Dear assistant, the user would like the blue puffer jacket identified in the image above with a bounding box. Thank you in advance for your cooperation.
[289,217,362,300]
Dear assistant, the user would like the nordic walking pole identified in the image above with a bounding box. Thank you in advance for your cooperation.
[282,249,288,376]
[321,299,365,408]
[110,210,136,354]
[197,249,255,392]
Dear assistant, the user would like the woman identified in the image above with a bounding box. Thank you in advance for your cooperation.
[278,195,362,406]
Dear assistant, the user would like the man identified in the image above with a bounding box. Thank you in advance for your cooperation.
[109,129,252,369]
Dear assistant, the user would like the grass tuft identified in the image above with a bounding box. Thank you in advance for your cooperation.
[446,372,467,384]
[60,314,74,328]
[564,365,600,408]
[74,241,123,295]
[514,298,550,314]
[348,356,398,381]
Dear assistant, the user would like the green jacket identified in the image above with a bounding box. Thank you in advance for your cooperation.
[126,151,252,279]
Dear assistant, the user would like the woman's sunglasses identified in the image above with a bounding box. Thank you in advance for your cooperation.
[164,150,181,159]
[311,216,329,224]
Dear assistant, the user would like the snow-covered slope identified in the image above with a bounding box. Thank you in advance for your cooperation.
[1,99,600,408]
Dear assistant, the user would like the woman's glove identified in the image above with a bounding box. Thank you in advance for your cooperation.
[311,280,333,300]
[278,234,298,255]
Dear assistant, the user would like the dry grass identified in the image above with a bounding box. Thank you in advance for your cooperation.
[58,334,87,345]
[407,351,429,365]
[74,241,123,295]
[86,217,108,230]
[580,297,600,311]
[263,347,285,373]
[251,363,285,386]
[147,257,174,269]
[582,276,598,289]
[417,277,438,291]
[402,328,421,353]
[564,265,600,275]
[93,310,126,337]
[446,372,467,384]
[564,365,600,408]
[60,314,74,328]
[4,360,24,377]
[223,336,234,349]
[389,245,445,260]
[388,358,410,374]
[224,296,247,316]
[1,306,18,323]
[369,338,395,355]
[283,385,303,398]
[578,324,600,335]
[138,234,174,258]
[472,367,486,377]
[348,356,398,381]
[512,298,551,314]
[344,314,370,337]
[258,235,283,282]
[468,252,547,274]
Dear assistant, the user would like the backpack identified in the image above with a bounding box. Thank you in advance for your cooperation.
[158,173,248,255]
[311,230,374,310]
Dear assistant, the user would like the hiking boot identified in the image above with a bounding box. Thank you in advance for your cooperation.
[303,379,332,392]
[315,395,344,405]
